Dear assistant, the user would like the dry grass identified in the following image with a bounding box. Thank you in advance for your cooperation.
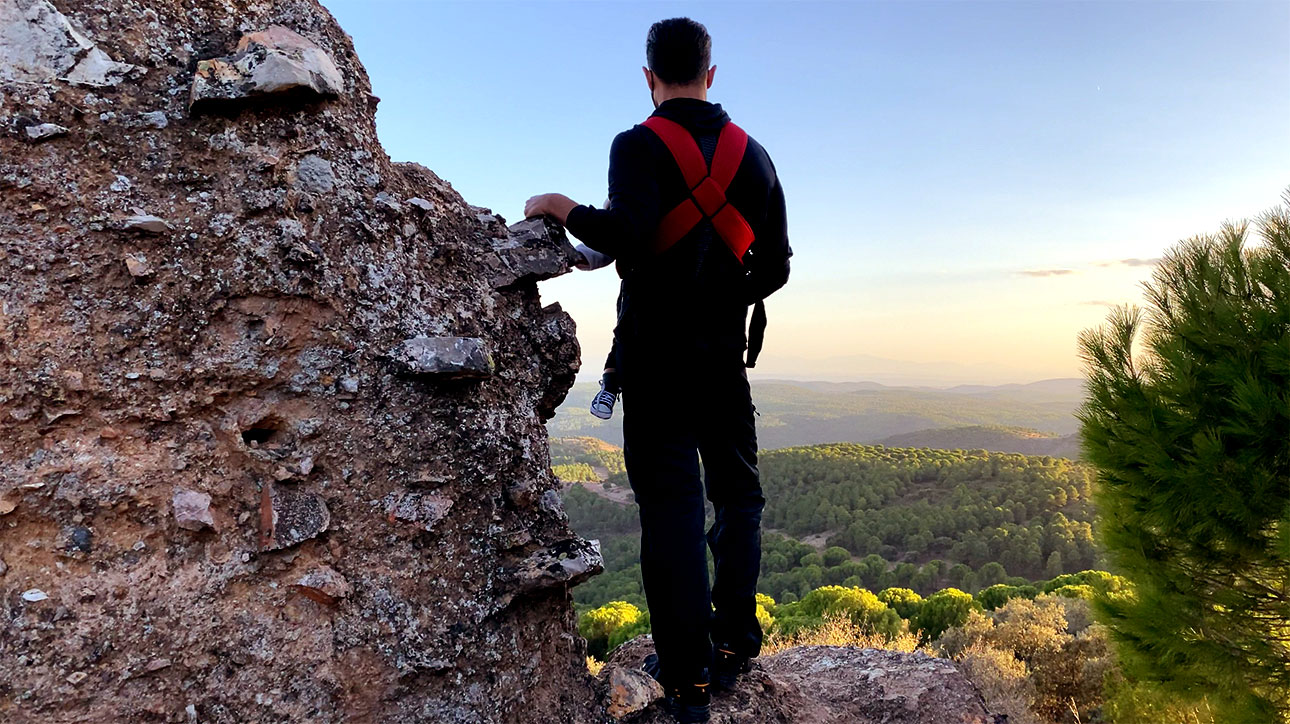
[762,613,930,656]
[586,656,604,676]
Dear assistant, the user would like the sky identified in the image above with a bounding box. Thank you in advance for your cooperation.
[323,0,1290,386]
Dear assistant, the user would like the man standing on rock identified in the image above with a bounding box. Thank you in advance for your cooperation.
[526,17,790,723]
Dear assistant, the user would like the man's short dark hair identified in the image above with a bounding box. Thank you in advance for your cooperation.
[646,18,711,85]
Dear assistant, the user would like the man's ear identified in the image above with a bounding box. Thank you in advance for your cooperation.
[642,66,655,91]
[706,65,716,89]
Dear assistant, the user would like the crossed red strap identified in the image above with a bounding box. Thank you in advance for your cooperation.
[641,116,756,264]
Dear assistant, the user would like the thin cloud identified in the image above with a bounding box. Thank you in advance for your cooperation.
[1018,269,1077,277]
[1096,257,1161,268]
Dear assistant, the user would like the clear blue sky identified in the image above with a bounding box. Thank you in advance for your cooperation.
[324,0,1289,385]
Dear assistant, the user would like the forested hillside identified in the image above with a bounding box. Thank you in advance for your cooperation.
[548,379,1084,450]
[557,438,1103,611]
[874,425,1080,459]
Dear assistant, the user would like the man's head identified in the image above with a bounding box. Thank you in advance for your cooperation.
[644,18,715,105]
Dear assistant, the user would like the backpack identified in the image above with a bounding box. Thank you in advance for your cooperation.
[640,115,778,367]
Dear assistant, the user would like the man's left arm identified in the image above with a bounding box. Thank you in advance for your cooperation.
[526,129,659,263]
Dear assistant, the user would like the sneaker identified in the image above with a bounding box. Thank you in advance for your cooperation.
[712,646,752,691]
[590,380,618,420]
[642,654,711,723]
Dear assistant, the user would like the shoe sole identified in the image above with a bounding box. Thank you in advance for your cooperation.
[589,406,612,420]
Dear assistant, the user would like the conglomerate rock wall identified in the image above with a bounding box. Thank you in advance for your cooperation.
[0,1,601,721]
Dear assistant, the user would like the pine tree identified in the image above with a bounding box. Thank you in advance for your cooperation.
[1078,192,1290,723]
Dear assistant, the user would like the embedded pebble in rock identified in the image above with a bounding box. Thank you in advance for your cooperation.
[172,488,215,531]
[24,122,67,141]
[140,110,168,128]
[21,589,48,602]
[61,526,93,553]
[123,252,153,277]
[122,214,172,233]
[388,335,494,379]
[190,25,344,110]
[292,154,336,193]
[384,490,454,531]
[292,565,352,605]
[260,483,330,551]
[0,498,15,515]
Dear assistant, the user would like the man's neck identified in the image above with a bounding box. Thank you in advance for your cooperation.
[654,83,708,105]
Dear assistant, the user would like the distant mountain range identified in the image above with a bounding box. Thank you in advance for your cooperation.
[548,378,1086,455]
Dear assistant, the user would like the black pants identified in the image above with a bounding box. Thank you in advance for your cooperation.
[620,356,764,688]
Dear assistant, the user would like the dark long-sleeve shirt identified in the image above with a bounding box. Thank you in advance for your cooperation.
[565,98,791,305]
[565,98,791,367]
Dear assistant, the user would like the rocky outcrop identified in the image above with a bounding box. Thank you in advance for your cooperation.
[0,2,597,722]
[602,637,1004,724]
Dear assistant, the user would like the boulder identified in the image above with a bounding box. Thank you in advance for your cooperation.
[604,637,1004,724]
[0,1,597,722]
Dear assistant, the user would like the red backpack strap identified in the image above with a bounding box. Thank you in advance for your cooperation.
[709,122,748,188]
[708,122,755,259]
[641,116,707,189]
[639,116,756,262]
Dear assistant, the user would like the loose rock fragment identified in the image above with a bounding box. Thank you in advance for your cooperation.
[122,214,171,234]
[24,122,67,141]
[190,25,343,111]
[604,665,663,719]
[259,483,330,551]
[388,336,493,380]
[172,488,215,531]
[407,197,434,211]
[487,217,581,288]
[292,565,351,605]
[0,498,15,515]
[66,671,88,685]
